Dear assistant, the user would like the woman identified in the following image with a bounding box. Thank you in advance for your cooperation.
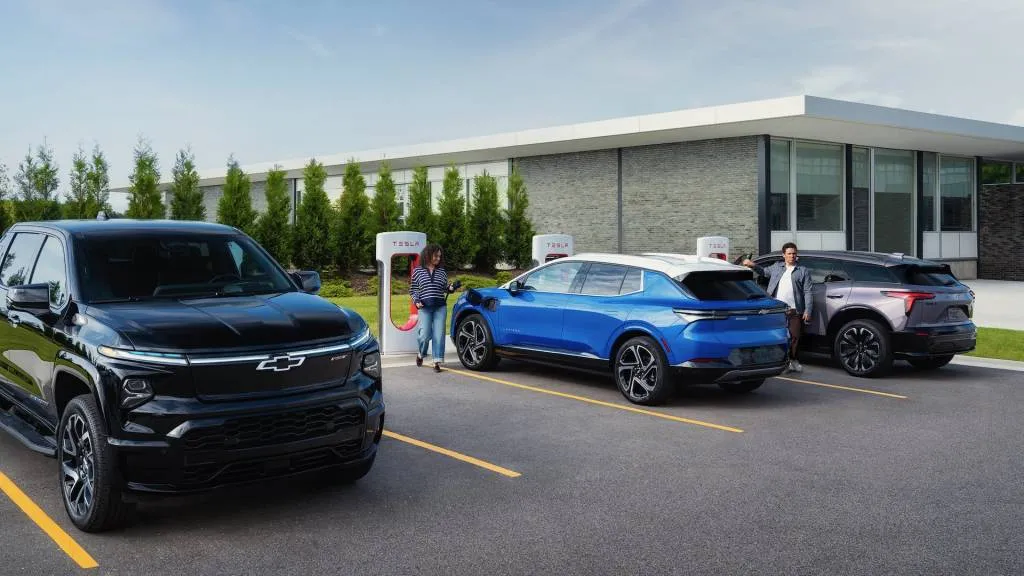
[409,243,458,372]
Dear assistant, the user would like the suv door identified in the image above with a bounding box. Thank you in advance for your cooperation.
[498,260,585,350]
[797,256,852,336]
[561,264,642,358]
[0,231,68,423]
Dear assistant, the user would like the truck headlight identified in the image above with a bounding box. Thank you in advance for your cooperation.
[121,378,153,409]
[361,351,381,379]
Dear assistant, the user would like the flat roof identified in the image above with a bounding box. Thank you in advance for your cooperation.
[111,95,1024,189]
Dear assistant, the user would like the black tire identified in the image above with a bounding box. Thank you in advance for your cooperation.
[718,379,765,394]
[57,395,134,533]
[454,313,499,371]
[833,318,893,378]
[614,336,672,405]
[907,354,954,370]
[335,453,376,484]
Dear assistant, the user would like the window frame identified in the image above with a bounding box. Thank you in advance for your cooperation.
[769,137,847,234]
[0,229,73,315]
[576,263,645,297]
[519,260,587,295]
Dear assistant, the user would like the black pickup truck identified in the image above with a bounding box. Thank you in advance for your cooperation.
[0,219,384,532]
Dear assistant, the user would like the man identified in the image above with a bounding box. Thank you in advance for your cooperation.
[742,242,812,373]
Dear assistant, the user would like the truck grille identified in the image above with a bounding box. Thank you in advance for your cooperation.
[181,405,365,451]
[179,441,364,487]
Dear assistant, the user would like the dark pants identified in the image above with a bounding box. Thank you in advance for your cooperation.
[786,309,803,360]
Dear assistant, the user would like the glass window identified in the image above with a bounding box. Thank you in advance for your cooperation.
[620,268,642,294]
[75,233,295,302]
[1,232,45,288]
[770,139,790,231]
[981,160,1012,185]
[795,142,843,231]
[892,265,958,287]
[797,257,840,284]
[29,236,68,307]
[922,152,937,232]
[851,147,871,251]
[522,261,584,293]
[580,263,628,296]
[678,271,767,301]
[873,149,915,254]
[841,262,898,284]
[940,156,974,232]
[1016,163,1024,184]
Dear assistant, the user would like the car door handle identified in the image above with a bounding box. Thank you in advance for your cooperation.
[826,295,844,299]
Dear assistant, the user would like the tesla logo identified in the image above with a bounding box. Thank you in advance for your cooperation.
[546,242,568,249]
[391,240,421,247]
[256,355,305,372]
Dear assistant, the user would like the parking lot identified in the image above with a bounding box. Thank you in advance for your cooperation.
[2,357,1022,576]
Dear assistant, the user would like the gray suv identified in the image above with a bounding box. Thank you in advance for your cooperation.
[751,251,977,378]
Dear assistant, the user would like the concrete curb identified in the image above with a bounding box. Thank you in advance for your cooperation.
[950,356,1024,373]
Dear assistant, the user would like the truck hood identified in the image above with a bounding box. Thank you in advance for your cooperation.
[84,292,361,352]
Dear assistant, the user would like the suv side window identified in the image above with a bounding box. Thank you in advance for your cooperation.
[522,261,584,293]
[580,263,628,296]
[619,268,643,294]
[29,236,69,308]
[842,262,898,284]
[1,232,46,288]
[797,257,838,284]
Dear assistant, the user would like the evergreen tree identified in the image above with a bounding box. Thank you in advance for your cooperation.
[126,138,165,219]
[369,161,401,236]
[435,164,472,270]
[65,146,91,219]
[170,147,205,221]
[469,170,506,271]
[13,143,61,221]
[333,159,372,273]
[503,169,535,269]
[404,165,435,239]
[256,166,292,266]
[217,156,257,234]
[0,163,12,233]
[293,158,334,271]
[86,145,111,217]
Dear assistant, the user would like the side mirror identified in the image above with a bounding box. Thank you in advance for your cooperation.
[8,283,51,313]
[507,280,522,295]
[291,271,321,294]
[823,274,844,283]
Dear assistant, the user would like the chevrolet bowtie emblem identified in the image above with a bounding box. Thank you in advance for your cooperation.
[256,355,305,372]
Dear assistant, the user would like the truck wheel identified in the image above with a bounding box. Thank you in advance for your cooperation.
[614,336,672,405]
[833,318,893,378]
[57,395,133,533]
[718,379,765,394]
[455,313,499,371]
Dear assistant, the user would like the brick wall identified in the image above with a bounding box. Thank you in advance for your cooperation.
[979,183,1024,281]
[621,137,760,258]
[514,149,620,253]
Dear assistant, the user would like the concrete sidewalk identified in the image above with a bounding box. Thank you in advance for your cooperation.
[381,335,459,368]
[962,279,1024,331]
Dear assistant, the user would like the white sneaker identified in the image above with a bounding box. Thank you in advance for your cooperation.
[790,359,803,373]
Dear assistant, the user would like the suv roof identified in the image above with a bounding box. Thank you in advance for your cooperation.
[560,252,746,278]
[757,249,946,268]
[9,219,241,236]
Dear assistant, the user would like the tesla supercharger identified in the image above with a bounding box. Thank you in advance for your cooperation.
[696,236,730,261]
[375,231,427,356]
[531,234,574,268]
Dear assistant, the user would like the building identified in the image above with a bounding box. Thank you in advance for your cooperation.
[109,95,1024,280]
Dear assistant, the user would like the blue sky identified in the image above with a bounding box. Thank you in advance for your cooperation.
[2,0,1024,193]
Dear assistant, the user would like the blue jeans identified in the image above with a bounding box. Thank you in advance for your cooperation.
[417,305,447,362]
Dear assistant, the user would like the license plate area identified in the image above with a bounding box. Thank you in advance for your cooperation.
[946,307,968,322]
[729,345,786,366]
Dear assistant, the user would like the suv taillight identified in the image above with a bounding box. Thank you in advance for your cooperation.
[882,290,934,315]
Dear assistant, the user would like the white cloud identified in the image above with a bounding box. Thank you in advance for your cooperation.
[285,27,333,59]
[795,66,903,108]
[1010,110,1024,127]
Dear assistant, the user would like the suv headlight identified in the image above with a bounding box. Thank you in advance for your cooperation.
[361,350,381,379]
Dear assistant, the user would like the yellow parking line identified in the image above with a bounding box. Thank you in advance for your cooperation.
[0,471,98,570]
[444,368,744,434]
[774,376,908,399]
[382,430,522,478]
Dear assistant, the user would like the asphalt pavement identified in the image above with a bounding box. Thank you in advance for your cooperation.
[1,357,1022,575]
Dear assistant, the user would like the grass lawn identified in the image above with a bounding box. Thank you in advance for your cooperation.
[331,295,1024,364]
[968,327,1024,363]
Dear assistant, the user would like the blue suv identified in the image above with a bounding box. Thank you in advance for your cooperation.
[450,253,791,405]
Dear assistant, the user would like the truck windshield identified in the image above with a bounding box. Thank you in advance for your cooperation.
[76,233,296,302]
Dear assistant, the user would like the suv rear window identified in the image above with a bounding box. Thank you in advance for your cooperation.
[678,271,767,301]
[894,265,959,287]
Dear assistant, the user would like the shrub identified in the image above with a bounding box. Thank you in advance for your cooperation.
[318,279,355,298]
[494,271,513,285]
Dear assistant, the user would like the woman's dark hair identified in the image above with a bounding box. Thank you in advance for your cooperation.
[420,243,444,267]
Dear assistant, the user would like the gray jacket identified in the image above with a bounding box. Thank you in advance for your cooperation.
[752,262,814,317]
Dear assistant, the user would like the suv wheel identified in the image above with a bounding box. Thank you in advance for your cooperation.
[57,395,133,533]
[615,336,671,405]
[455,313,499,371]
[907,354,954,370]
[833,318,893,378]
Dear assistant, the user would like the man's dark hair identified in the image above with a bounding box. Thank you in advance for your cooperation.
[782,242,798,254]
[420,243,445,267]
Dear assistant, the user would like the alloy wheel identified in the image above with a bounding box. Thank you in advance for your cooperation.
[838,326,881,374]
[616,344,659,402]
[457,319,488,367]
[60,413,95,520]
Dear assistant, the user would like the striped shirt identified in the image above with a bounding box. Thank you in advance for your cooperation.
[410,266,450,308]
